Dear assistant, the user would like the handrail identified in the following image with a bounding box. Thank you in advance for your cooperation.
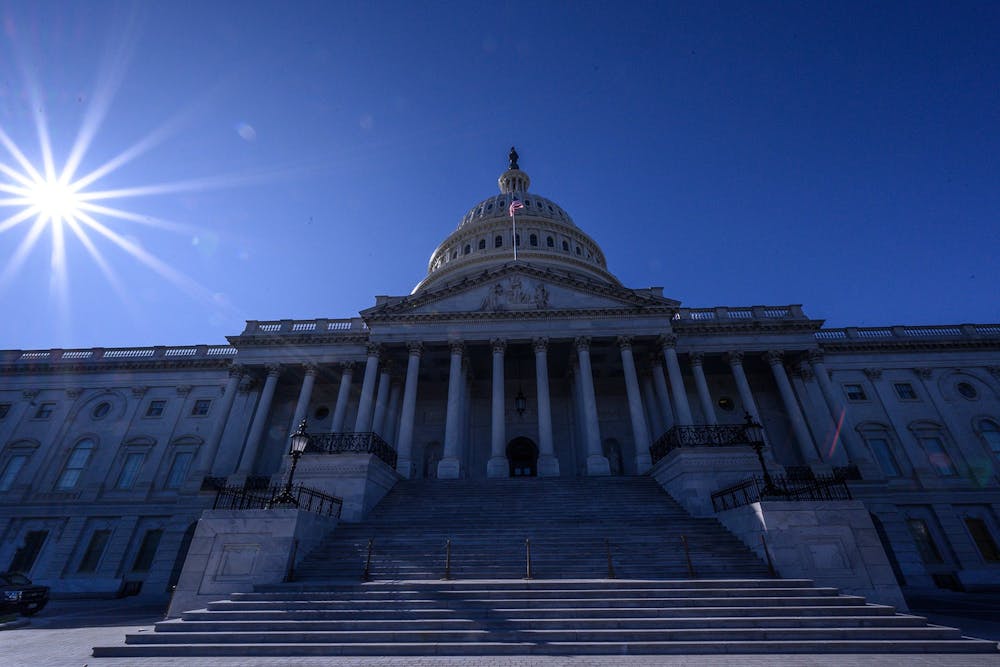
[711,473,853,512]
[650,424,753,464]
[212,484,342,518]
[307,432,398,469]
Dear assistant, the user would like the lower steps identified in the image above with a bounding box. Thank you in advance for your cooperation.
[93,579,998,656]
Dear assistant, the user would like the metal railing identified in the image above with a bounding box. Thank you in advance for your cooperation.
[711,473,853,512]
[212,484,342,518]
[650,424,754,464]
[307,432,398,469]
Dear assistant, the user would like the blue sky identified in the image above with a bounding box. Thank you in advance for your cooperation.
[1,1,997,350]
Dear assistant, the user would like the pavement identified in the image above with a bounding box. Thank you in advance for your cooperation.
[1,591,998,667]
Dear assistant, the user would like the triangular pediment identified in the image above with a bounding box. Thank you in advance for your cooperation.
[363,264,678,319]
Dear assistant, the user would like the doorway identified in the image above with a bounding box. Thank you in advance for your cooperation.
[506,437,538,477]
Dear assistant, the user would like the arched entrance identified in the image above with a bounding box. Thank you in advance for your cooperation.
[506,437,538,477]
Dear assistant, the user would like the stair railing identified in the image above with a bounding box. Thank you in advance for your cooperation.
[681,535,696,578]
[524,538,533,579]
[605,538,616,579]
[443,539,452,580]
[362,538,374,581]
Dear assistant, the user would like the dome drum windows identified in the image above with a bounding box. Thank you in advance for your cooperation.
[546,236,554,248]
[478,239,486,250]
[495,235,503,248]
[463,244,471,255]
[529,233,538,247]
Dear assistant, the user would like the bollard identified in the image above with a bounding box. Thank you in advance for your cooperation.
[525,538,533,579]
[362,538,374,581]
[605,538,616,579]
[443,539,452,580]
[681,535,695,579]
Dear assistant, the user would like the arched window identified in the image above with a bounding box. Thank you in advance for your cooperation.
[478,239,486,250]
[562,240,569,251]
[515,234,521,246]
[576,246,582,255]
[451,250,458,260]
[529,234,538,246]
[494,235,503,248]
[910,421,958,476]
[978,419,1000,461]
[546,236,554,248]
[463,244,471,255]
[57,438,96,490]
[0,441,36,492]
[858,423,904,478]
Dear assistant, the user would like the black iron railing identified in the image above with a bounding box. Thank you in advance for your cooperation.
[307,432,397,468]
[213,484,342,518]
[200,476,228,491]
[711,473,853,512]
[650,424,754,464]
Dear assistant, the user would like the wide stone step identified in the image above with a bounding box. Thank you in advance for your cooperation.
[255,578,814,591]
[232,586,839,600]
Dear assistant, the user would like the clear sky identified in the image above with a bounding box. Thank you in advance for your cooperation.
[1,1,997,350]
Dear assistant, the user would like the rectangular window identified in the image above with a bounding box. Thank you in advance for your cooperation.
[145,400,166,417]
[907,518,944,564]
[131,529,163,572]
[165,451,194,489]
[0,454,28,491]
[9,530,48,573]
[844,384,867,401]
[115,452,146,490]
[866,438,901,477]
[191,399,211,416]
[965,518,1000,562]
[920,436,956,476]
[34,402,55,419]
[77,529,112,573]
[0,403,10,419]
[894,382,918,400]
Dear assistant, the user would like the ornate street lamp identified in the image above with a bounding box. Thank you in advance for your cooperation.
[514,388,527,416]
[743,412,778,496]
[270,419,310,507]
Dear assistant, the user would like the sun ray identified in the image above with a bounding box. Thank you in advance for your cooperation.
[0,206,41,234]
[77,201,205,235]
[0,215,49,290]
[0,128,45,184]
[64,215,136,312]
[48,217,70,333]
[77,164,313,202]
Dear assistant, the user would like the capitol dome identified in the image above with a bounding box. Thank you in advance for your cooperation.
[412,148,621,293]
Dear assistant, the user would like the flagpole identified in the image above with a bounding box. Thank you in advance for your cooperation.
[512,211,517,261]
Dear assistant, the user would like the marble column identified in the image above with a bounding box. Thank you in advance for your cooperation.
[487,338,508,478]
[727,351,763,429]
[651,358,675,430]
[660,335,693,425]
[384,379,402,446]
[641,371,663,436]
[395,342,422,478]
[353,343,381,432]
[330,362,354,433]
[577,337,610,476]
[289,363,318,435]
[808,350,869,465]
[199,364,243,476]
[690,353,718,425]
[619,336,653,474]
[236,364,280,475]
[766,350,820,463]
[438,341,464,479]
[534,337,559,477]
[371,364,392,436]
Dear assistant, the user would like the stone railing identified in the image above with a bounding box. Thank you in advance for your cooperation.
[815,324,1000,343]
[672,305,808,323]
[3,345,236,365]
[239,318,368,336]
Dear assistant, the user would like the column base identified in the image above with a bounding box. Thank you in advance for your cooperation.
[586,455,611,476]
[537,455,560,477]
[486,457,509,478]
[437,457,461,479]
[395,458,413,479]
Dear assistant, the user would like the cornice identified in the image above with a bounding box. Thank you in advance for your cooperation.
[0,358,234,375]
[672,320,824,334]
[226,333,370,348]
[366,305,678,325]
[817,339,1000,353]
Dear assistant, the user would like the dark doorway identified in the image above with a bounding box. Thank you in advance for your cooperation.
[507,437,538,477]
[167,522,198,593]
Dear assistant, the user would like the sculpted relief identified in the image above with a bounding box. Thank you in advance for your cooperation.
[479,277,550,312]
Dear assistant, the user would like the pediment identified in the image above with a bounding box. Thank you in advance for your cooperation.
[363,265,678,319]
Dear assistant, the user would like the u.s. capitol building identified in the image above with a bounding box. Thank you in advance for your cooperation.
[1,149,999,609]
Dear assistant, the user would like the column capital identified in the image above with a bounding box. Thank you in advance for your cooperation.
[726,350,745,365]
[574,336,592,352]
[228,363,246,378]
[176,384,193,395]
[532,336,549,353]
[797,364,815,381]
[338,360,356,373]
[449,340,465,356]
[303,363,319,376]
[690,351,705,366]
[265,363,282,377]
[616,335,633,351]
[658,333,678,350]
[130,385,148,398]
[406,341,424,356]
[913,367,933,379]
[764,350,784,366]
[863,367,883,380]
[807,349,825,364]
[491,337,507,354]
[365,342,382,357]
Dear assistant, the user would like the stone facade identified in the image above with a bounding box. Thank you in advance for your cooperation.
[1,154,999,599]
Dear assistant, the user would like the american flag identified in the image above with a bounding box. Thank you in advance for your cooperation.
[508,199,524,216]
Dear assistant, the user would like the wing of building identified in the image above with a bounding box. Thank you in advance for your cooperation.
[2,150,999,606]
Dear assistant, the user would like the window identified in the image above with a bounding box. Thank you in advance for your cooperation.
[0,454,28,491]
[463,244,470,255]
[844,384,867,401]
[865,437,901,477]
[978,419,1000,460]
[145,400,166,417]
[529,233,538,246]
[964,518,1000,562]
[478,239,486,250]
[451,250,457,260]
[77,529,112,573]
[34,402,55,419]
[8,530,48,574]
[115,452,146,490]
[0,403,10,419]
[957,382,978,400]
[546,236,554,248]
[486,203,493,211]
[56,438,96,490]
[191,399,212,416]
[165,451,194,489]
[92,401,111,419]
[920,436,956,476]
[562,240,569,251]
[894,383,917,400]
[576,246,581,255]
[131,529,163,572]
[907,518,944,564]
[494,235,503,248]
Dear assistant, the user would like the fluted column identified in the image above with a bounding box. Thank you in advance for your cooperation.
[354,343,381,432]
[438,341,464,479]
[199,364,243,476]
[290,364,318,435]
[641,371,663,436]
[808,351,869,465]
[577,337,610,476]
[487,338,509,478]
[236,364,280,475]
[651,358,675,430]
[766,350,820,463]
[727,352,762,423]
[384,379,403,445]
[619,336,652,474]
[371,363,392,436]
[534,337,559,477]
[690,353,718,425]
[330,362,354,433]
[395,342,422,478]
[660,335,693,425]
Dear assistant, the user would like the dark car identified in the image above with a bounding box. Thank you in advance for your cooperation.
[0,572,49,616]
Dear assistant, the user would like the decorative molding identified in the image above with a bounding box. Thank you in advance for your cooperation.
[658,334,678,350]
[130,386,148,398]
[365,342,382,357]
[574,336,592,352]
[616,335,633,351]
[265,364,282,377]
[449,341,465,356]
[176,385,193,395]
[22,390,38,400]
[479,276,551,312]
[689,352,705,366]
[490,338,507,354]
[338,361,356,373]
[863,368,883,380]
[303,363,319,375]
[532,337,549,353]
[765,350,784,365]
[726,351,744,365]
[406,341,423,356]
[914,367,934,379]
[65,387,83,399]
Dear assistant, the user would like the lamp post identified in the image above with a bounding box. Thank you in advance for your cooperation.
[270,419,310,507]
[514,388,527,416]
[743,412,778,496]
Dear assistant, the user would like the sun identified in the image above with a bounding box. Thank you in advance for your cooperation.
[26,177,83,222]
